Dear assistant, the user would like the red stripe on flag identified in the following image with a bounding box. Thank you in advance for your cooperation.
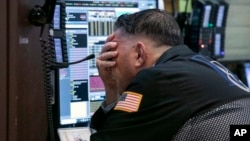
[114,92,143,112]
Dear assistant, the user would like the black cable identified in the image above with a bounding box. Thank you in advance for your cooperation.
[42,0,57,23]
[184,0,190,27]
[40,38,56,141]
[50,54,95,68]
[181,0,191,36]
[185,0,190,13]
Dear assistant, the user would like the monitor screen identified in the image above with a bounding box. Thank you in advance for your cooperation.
[53,4,61,29]
[54,38,63,63]
[57,0,158,127]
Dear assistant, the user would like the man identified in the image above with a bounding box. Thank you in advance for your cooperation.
[90,9,250,141]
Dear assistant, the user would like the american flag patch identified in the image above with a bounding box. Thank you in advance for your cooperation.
[114,91,143,113]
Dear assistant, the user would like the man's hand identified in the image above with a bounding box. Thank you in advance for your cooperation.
[96,34,119,105]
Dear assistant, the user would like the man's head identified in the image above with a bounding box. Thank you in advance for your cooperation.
[110,9,183,92]
[114,8,183,46]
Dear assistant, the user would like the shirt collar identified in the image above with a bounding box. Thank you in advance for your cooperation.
[155,44,195,65]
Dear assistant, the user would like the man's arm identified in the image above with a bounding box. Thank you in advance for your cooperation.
[90,101,116,132]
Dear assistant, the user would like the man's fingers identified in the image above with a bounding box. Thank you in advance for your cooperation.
[106,33,115,43]
[100,34,117,54]
[100,42,118,54]
[98,51,118,61]
[96,59,116,69]
[97,34,117,70]
[96,50,117,70]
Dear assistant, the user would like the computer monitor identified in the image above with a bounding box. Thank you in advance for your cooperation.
[56,0,158,128]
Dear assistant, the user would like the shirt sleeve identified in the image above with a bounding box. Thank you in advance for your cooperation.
[90,100,117,132]
[101,101,117,113]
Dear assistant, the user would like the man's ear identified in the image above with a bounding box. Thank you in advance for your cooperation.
[135,42,146,67]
